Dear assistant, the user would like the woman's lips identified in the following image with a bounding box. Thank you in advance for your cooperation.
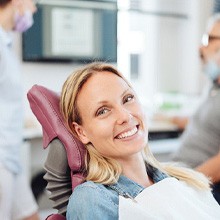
[115,126,138,139]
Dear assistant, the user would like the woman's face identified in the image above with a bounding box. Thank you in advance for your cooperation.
[73,71,148,160]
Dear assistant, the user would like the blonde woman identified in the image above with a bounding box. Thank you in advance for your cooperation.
[61,62,220,220]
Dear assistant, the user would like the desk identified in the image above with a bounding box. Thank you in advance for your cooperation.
[23,127,48,180]
[23,127,42,141]
[149,138,181,162]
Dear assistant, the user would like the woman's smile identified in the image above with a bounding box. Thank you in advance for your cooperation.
[115,125,138,139]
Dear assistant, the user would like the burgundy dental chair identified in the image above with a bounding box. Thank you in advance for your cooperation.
[27,85,86,220]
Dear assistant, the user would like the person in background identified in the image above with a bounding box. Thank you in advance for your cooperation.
[0,0,39,219]
[167,13,220,204]
[60,62,220,219]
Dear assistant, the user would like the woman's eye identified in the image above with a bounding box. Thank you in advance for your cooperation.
[123,94,134,103]
[97,107,109,116]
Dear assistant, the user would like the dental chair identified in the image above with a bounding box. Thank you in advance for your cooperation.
[27,85,86,220]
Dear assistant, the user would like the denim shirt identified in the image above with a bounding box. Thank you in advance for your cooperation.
[66,164,168,220]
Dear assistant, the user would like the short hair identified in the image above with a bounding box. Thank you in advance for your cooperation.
[206,13,220,32]
[0,0,11,7]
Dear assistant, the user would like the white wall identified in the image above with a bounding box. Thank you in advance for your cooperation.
[14,34,82,122]
[117,0,213,116]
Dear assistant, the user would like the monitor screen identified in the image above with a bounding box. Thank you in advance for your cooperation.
[22,0,117,63]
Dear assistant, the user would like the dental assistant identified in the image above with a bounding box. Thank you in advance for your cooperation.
[0,0,39,219]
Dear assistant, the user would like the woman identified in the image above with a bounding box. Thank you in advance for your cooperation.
[61,62,220,219]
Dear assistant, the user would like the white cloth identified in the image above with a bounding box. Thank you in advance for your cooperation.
[119,177,220,220]
[0,26,38,218]
[0,163,38,220]
[0,26,23,174]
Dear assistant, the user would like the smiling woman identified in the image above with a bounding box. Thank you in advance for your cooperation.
[60,62,220,220]
[72,72,146,160]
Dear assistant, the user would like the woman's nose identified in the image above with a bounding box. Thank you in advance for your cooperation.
[115,107,132,125]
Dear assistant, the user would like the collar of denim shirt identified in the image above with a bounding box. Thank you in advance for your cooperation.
[108,163,168,199]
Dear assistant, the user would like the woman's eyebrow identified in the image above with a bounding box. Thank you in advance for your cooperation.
[97,88,131,105]
[96,88,131,105]
[97,100,108,105]
[121,88,131,97]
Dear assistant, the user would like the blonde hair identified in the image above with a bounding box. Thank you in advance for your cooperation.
[61,62,210,189]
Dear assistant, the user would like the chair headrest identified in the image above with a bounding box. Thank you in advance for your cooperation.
[27,84,86,174]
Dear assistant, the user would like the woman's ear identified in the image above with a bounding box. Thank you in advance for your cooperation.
[72,122,90,144]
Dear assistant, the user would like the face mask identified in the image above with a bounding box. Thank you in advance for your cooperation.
[13,10,34,33]
[203,59,220,81]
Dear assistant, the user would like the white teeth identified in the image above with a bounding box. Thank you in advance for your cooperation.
[117,127,138,139]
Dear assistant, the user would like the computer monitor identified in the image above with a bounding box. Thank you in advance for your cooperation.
[22,0,117,63]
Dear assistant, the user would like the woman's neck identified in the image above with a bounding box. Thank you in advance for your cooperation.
[119,154,153,188]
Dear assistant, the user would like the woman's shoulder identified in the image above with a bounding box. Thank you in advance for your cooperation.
[69,181,101,205]
[67,181,118,219]
[70,181,118,206]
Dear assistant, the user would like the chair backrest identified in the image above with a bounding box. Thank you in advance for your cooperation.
[27,85,86,219]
